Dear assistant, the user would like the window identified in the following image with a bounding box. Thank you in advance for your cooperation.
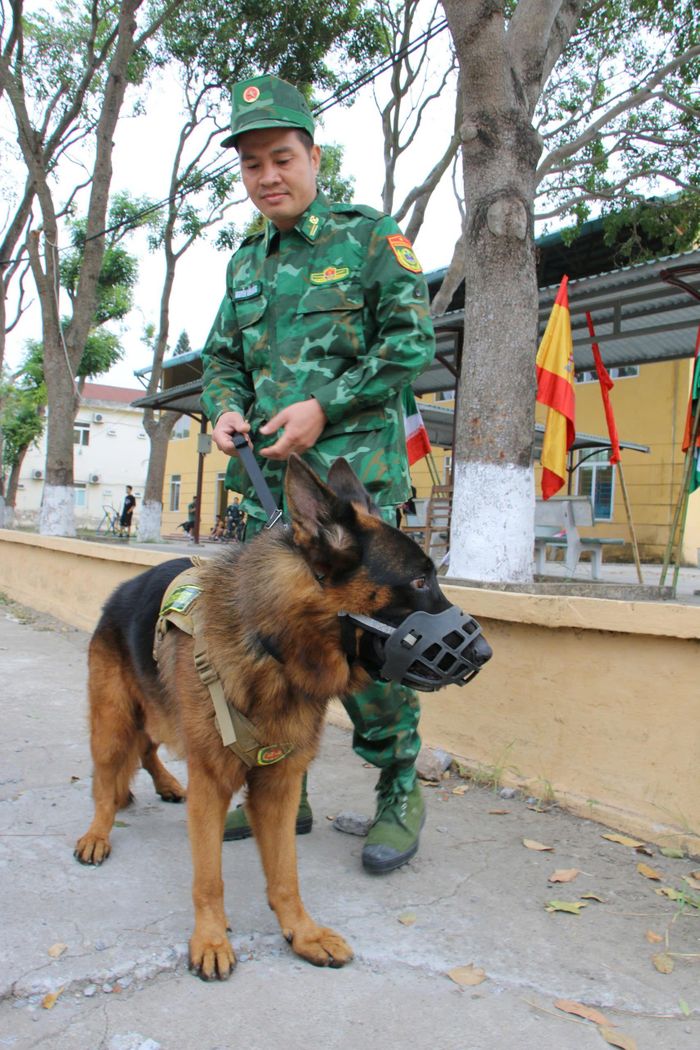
[576,365,639,384]
[434,389,456,402]
[169,475,181,512]
[577,451,614,520]
[216,473,227,518]
[443,455,452,484]
[173,416,191,439]
[74,422,90,446]
[74,484,87,507]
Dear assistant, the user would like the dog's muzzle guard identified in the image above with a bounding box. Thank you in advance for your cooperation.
[339,604,492,692]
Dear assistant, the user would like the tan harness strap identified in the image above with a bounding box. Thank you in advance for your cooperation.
[154,564,293,768]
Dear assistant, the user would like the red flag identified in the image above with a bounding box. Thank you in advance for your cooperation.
[536,276,576,499]
[585,312,621,465]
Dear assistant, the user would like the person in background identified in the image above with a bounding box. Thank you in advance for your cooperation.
[119,485,136,538]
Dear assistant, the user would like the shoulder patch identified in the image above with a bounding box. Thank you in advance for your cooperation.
[331,202,386,222]
[386,234,423,274]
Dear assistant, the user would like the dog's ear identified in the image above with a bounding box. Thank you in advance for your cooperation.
[326,458,379,516]
[285,455,362,574]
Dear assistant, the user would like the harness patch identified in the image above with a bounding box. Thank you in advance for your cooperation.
[257,744,294,765]
[310,266,350,285]
[160,583,202,616]
[233,282,263,302]
[387,234,422,273]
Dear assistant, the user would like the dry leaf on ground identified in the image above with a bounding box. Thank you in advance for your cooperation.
[645,929,664,944]
[523,838,553,851]
[452,785,469,796]
[601,833,645,848]
[447,964,487,987]
[545,900,588,915]
[41,989,63,1010]
[652,952,674,974]
[637,862,663,881]
[47,943,67,959]
[655,886,683,901]
[580,892,606,903]
[398,912,416,926]
[553,999,611,1026]
[549,868,580,884]
[598,1026,638,1050]
[660,847,685,859]
[488,809,509,815]
[683,874,700,891]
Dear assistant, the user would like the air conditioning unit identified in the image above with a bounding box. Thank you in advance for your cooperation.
[93,413,104,423]
[32,469,43,480]
[89,473,101,484]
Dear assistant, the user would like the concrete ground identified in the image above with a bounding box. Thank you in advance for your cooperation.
[1,600,699,1050]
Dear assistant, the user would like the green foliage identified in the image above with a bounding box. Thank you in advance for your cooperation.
[535,0,700,227]
[602,192,700,262]
[163,0,385,94]
[173,330,192,356]
[1,348,46,470]
[318,144,355,202]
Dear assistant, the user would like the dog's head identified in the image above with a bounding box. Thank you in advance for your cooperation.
[284,455,492,691]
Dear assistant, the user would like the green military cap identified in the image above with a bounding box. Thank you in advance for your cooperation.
[221,74,315,148]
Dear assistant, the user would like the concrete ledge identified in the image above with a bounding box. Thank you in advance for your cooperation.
[2,529,699,853]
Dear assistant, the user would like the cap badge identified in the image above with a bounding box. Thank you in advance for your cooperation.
[243,86,261,103]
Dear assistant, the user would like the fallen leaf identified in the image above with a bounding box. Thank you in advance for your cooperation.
[70,775,80,783]
[580,892,606,903]
[679,998,691,1017]
[554,999,611,1026]
[601,833,645,848]
[41,988,63,1010]
[398,912,416,926]
[325,814,336,821]
[645,929,664,944]
[652,952,674,974]
[683,874,700,891]
[635,845,654,857]
[660,847,685,859]
[447,964,487,987]
[548,868,580,884]
[113,820,129,828]
[545,900,588,915]
[655,886,683,901]
[452,785,468,796]
[48,943,67,959]
[488,809,509,815]
[523,838,553,852]
[418,778,440,787]
[598,1026,637,1050]
[689,869,700,880]
[637,862,663,881]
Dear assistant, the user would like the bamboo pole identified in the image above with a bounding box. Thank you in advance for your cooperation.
[616,459,643,584]
[659,387,700,589]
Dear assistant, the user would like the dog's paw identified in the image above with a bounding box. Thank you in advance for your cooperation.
[287,924,354,969]
[74,833,111,866]
[157,786,186,803]
[188,933,236,981]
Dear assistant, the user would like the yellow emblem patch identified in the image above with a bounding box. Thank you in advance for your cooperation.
[387,234,422,273]
[310,266,350,285]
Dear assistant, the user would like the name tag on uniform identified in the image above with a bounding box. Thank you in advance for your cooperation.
[233,282,262,301]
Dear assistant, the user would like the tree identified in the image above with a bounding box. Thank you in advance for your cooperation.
[134,0,384,542]
[172,330,192,356]
[0,0,181,536]
[439,0,700,582]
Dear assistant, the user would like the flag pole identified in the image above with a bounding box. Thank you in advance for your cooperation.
[616,460,644,585]
[659,389,700,589]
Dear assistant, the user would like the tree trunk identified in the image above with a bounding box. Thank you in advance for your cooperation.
[138,410,179,541]
[442,0,542,583]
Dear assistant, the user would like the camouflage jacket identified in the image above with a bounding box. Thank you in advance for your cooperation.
[200,192,435,521]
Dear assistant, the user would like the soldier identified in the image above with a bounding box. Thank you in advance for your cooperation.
[201,74,435,873]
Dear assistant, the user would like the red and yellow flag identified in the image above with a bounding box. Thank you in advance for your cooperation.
[536,275,576,499]
[586,312,620,465]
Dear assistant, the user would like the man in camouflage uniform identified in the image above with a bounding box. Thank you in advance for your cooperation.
[201,74,435,874]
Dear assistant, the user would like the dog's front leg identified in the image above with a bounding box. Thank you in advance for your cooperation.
[186,760,236,980]
[247,765,353,969]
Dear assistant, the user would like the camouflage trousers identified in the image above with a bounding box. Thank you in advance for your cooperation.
[244,504,421,789]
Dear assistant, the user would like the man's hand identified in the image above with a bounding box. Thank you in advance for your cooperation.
[259,399,327,460]
[211,411,251,455]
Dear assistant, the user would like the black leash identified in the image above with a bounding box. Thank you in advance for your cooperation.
[232,432,284,530]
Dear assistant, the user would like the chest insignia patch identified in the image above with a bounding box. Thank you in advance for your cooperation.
[310,266,351,285]
[233,282,263,302]
[387,234,423,274]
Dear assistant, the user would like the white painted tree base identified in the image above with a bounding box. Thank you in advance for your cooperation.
[447,461,535,583]
[39,485,76,537]
[137,501,163,543]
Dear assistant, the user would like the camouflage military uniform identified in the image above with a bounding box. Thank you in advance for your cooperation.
[201,190,435,788]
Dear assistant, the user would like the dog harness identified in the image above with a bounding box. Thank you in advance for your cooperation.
[153,563,293,768]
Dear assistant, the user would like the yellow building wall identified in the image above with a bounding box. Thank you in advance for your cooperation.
[536,359,699,562]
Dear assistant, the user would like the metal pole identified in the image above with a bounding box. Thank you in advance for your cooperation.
[659,387,700,588]
[192,415,207,545]
[616,460,643,584]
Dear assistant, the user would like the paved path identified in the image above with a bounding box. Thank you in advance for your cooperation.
[0,603,698,1050]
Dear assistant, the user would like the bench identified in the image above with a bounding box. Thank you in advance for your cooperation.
[534,496,624,580]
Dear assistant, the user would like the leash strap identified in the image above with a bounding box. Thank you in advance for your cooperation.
[232,432,283,529]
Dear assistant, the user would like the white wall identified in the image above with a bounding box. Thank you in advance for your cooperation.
[15,395,149,530]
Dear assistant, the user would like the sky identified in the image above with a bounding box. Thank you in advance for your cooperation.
[2,37,462,391]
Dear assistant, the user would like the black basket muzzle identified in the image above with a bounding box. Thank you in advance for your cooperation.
[339,604,492,692]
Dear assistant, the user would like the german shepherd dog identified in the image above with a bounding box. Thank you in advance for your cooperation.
[75,456,484,980]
